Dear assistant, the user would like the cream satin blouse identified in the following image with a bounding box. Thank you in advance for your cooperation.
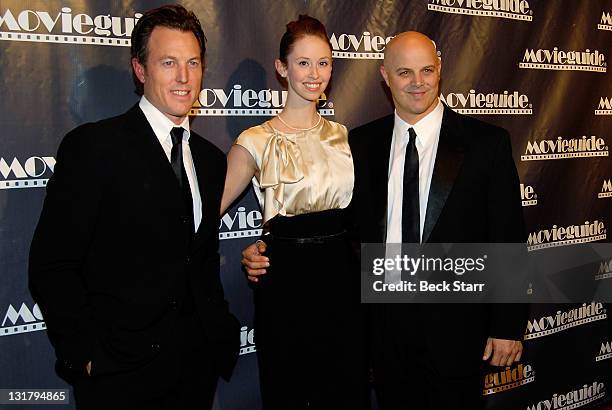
[234,118,354,224]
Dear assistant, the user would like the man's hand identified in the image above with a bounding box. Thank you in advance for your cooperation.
[482,337,522,366]
[86,361,92,376]
[241,241,269,283]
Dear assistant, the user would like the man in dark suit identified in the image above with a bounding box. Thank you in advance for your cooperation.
[243,32,526,409]
[348,32,526,409]
[28,5,239,409]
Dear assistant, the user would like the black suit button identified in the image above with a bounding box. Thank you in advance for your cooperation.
[186,256,191,264]
[169,298,178,309]
[182,217,189,224]
[151,343,160,352]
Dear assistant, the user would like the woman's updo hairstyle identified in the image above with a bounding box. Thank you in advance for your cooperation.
[279,15,331,64]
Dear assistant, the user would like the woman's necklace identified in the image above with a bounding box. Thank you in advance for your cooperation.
[276,112,322,131]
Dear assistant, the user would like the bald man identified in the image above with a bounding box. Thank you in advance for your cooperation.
[347,32,527,409]
[241,32,526,409]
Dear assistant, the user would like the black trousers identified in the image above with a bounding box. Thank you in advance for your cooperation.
[72,312,218,410]
[370,304,485,410]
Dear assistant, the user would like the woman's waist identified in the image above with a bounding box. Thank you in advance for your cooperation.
[264,208,348,240]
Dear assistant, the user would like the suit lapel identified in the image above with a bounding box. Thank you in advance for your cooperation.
[123,105,185,211]
[189,139,211,237]
[422,106,465,243]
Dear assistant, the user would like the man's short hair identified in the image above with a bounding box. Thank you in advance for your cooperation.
[130,4,206,95]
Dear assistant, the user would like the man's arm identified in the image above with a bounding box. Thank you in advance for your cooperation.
[483,129,528,366]
[29,126,102,374]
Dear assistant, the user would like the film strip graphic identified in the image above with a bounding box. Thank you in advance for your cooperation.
[219,229,263,240]
[521,151,609,161]
[332,51,383,59]
[483,376,535,396]
[0,179,48,190]
[527,234,607,252]
[190,108,334,116]
[0,322,46,337]
[452,108,532,115]
[427,4,533,21]
[0,31,130,46]
[519,62,607,72]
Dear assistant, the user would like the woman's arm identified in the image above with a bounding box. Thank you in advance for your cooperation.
[220,144,257,215]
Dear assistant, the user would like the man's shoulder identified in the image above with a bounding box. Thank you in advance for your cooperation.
[446,108,509,142]
[348,114,394,144]
[60,107,138,152]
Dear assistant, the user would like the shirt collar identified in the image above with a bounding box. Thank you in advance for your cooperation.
[139,96,191,143]
[393,98,444,148]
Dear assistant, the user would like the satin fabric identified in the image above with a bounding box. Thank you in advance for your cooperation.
[234,118,354,223]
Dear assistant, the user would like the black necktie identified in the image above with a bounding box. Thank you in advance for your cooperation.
[402,127,420,243]
[170,127,194,234]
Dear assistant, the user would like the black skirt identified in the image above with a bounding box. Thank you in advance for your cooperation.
[253,209,369,410]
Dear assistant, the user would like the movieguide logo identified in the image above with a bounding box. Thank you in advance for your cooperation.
[239,325,256,356]
[483,363,534,395]
[521,183,537,207]
[329,31,393,59]
[596,258,612,281]
[440,90,532,115]
[189,85,334,116]
[600,179,612,199]
[596,340,612,362]
[219,206,262,240]
[428,0,532,21]
[0,156,55,190]
[521,136,609,161]
[520,48,607,72]
[0,6,140,46]
[599,11,612,31]
[525,303,607,340]
[596,97,612,115]
[527,381,606,410]
[1,302,46,337]
[527,220,606,251]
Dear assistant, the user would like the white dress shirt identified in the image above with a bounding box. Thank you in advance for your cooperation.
[386,99,443,243]
[139,96,202,231]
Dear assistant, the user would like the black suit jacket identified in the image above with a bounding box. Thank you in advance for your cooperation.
[349,105,527,372]
[29,104,239,381]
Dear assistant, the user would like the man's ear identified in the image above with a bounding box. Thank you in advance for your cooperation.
[380,65,390,87]
[132,58,146,84]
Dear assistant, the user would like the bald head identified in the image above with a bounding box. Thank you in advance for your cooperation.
[384,31,439,68]
[380,31,441,124]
